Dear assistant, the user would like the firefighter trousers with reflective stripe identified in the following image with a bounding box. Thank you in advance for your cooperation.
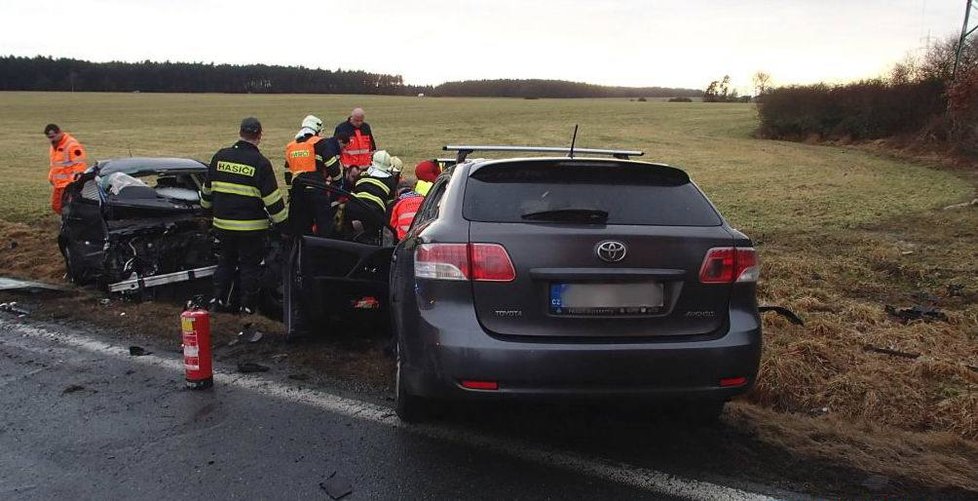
[213,229,266,310]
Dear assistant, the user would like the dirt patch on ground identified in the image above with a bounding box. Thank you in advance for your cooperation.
[0,219,66,282]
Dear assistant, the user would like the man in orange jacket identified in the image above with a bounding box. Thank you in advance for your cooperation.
[45,123,89,214]
[334,108,376,168]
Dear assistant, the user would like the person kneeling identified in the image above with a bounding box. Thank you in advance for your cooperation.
[343,150,399,241]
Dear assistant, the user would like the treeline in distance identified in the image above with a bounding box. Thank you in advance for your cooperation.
[0,56,701,99]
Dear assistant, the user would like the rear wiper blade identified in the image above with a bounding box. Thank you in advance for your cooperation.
[520,208,608,222]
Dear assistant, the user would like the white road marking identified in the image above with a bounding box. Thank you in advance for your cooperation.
[1,319,780,501]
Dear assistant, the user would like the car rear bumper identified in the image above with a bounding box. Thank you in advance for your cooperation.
[401,305,762,401]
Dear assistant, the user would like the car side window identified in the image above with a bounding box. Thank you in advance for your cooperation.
[412,180,448,230]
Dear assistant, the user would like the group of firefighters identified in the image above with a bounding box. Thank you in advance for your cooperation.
[45,108,444,315]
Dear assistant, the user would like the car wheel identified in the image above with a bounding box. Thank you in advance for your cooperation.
[395,343,426,423]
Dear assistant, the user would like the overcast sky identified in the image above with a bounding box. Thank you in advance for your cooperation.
[1,0,969,92]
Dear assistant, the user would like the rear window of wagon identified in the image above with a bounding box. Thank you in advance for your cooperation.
[462,161,723,226]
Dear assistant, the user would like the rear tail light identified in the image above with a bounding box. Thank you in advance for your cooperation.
[415,243,516,282]
[720,376,748,387]
[460,380,499,390]
[699,247,758,284]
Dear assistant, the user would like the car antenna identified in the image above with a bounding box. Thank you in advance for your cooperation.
[568,124,579,158]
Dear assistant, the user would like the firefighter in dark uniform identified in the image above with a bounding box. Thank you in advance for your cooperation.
[344,150,399,240]
[201,117,288,314]
[284,114,349,237]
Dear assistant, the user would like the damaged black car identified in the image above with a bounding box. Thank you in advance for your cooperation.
[58,157,281,312]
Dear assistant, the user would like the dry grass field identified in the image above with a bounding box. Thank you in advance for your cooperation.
[1,92,977,493]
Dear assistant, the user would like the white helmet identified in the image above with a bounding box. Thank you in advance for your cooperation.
[301,114,323,134]
[370,150,393,172]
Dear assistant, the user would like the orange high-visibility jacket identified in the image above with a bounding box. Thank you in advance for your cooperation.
[335,120,375,167]
[48,133,88,189]
[284,136,322,175]
[389,195,424,240]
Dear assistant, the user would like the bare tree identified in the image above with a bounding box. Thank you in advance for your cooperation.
[889,54,920,84]
[752,71,771,96]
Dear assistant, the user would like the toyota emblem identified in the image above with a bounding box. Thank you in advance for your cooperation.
[596,241,627,263]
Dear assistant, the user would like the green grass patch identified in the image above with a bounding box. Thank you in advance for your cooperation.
[0,92,971,226]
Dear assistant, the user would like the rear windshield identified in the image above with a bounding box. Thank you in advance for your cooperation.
[462,161,722,226]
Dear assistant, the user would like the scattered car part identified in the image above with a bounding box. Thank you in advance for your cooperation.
[109,265,217,293]
[863,344,919,359]
[885,304,948,323]
[0,302,31,316]
[758,305,804,325]
[128,346,150,356]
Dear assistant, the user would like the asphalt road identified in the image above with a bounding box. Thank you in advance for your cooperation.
[0,318,796,500]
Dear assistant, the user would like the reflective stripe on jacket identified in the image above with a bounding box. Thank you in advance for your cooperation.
[335,120,375,167]
[352,174,396,213]
[202,140,287,232]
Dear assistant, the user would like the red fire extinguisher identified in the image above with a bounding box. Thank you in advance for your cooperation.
[181,298,213,389]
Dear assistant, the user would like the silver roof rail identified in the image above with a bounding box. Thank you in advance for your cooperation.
[443,145,644,163]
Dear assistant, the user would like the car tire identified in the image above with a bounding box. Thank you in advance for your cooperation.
[395,343,427,423]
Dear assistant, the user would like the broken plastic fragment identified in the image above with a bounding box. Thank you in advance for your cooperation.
[230,323,264,346]
[128,346,150,356]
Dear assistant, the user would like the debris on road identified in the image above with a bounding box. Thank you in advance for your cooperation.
[287,373,310,381]
[228,323,264,346]
[237,362,270,373]
[128,346,150,356]
[62,384,86,394]
[0,302,31,316]
[884,304,948,323]
[320,472,354,500]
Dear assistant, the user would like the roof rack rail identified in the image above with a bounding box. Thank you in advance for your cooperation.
[443,145,644,163]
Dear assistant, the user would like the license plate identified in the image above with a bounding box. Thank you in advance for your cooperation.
[549,282,664,315]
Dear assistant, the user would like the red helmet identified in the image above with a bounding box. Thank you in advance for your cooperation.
[414,160,440,182]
